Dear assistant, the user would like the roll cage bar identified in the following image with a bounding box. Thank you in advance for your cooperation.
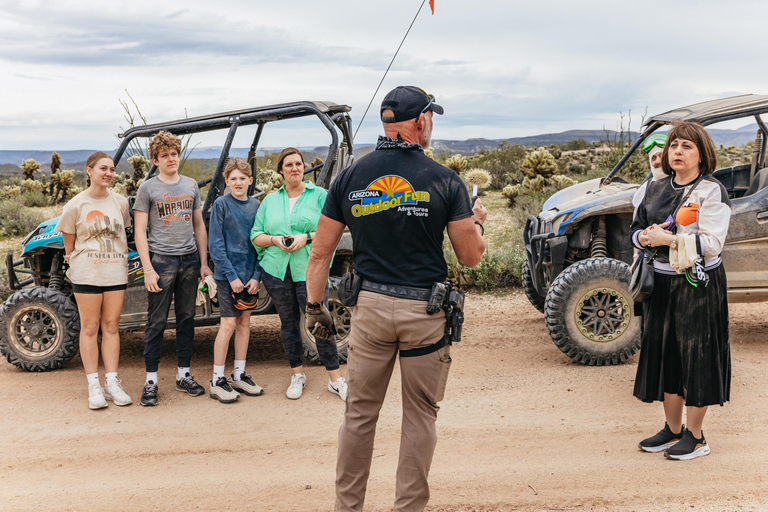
[113,101,354,222]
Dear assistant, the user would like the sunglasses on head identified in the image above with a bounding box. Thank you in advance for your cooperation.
[415,86,435,114]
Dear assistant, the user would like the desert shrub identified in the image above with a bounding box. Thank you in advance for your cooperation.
[522,175,547,193]
[0,186,21,199]
[502,184,520,206]
[550,174,577,190]
[468,141,527,189]
[521,148,558,179]
[0,268,13,303]
[0,198,46,236]
[564,139,591,151]
[445,244,525,290]
[595,145,647,183]
[22,190,49,207]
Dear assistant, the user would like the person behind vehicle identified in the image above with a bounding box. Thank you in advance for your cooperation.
[55,152,133,409]
[133,130,213,406]
[632,133,668,213]
[631,121,731,460]
[207,157,264,403]
[250,148,347,401]
[304,86,488,511]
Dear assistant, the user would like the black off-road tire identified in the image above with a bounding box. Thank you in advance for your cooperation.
[0,287,80,372]
[544,257,640,366]
[522,259,545,313]
[301,295,350,365]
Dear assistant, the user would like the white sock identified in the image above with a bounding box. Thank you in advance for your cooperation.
[233,360,246,381]
[86,373,99,385]
[146,372,158,384]
[177,367,190,380]
[212,365,225,384]
[105,372,118,385]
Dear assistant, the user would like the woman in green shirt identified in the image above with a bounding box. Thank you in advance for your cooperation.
[251,148,347,401]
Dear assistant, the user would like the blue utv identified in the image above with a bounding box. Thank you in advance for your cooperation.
[523,94,768,365]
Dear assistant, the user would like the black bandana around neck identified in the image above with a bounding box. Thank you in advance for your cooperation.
[375,134,424,153]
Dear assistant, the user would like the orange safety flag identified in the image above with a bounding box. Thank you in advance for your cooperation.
[429,0,435,14]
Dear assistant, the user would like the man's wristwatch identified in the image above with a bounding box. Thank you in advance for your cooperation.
[306,232,313,244]
[474,220,484,236]
[306,301,322,311]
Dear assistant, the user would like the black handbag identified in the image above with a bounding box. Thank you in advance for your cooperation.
[628,175,704,302]
[629,248,658,302]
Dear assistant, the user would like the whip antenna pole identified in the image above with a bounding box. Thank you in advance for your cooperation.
[353,0,427,141]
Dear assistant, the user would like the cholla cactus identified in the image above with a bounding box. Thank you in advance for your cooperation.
[424,146,436,160]
[550,174,577,190]
[21,159,40,181]
[50,169,76,203]
[522,175,546,193]
[502,184,521,206]
[127,154,149,181]
[22,179,44,193]
[520,148,558,179]
[51,152,61,174]
[444,154,468,175]
[254,166,284,196]
[463,168,492,189]
[1,185,21,198]
[68,185,83,198]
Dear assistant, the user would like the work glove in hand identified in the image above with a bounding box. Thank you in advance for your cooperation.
[305,302,336,339]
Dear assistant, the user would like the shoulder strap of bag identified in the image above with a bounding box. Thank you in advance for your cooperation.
[642,174,704,261]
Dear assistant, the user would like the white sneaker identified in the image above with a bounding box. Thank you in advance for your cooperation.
[103,379,133,406]
[88,381,108,410]
[286,373,306,400]
[328,377,347,401]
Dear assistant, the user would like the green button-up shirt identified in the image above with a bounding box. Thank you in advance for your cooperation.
[250,181,328,282]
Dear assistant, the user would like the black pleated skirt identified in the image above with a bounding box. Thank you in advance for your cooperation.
[633,263,730,407]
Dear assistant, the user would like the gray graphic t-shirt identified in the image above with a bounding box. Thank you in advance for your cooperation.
[134,175,201,255]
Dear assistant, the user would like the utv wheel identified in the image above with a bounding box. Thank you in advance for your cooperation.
[522,259,545,313]
[301,295,350,365]
[0,287,80,372]
[544,258,640,366]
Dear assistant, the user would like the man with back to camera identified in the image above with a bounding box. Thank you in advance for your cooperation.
[304,86,488,511]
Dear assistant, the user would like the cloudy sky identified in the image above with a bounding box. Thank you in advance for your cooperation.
[1,0,766,151]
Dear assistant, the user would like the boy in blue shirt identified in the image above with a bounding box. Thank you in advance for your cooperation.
[207,158,264,402]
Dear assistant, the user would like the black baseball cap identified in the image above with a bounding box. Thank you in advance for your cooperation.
[380,86,444,123]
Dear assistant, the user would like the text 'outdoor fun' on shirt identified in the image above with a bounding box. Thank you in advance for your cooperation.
[55,189,132,286]
[133,175,201,256]
[250,181,327,282]
[322,136,473,288]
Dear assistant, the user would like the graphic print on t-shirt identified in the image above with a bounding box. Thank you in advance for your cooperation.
[348,175,430,218]
[156,192,194,225]
[85,210,124,262]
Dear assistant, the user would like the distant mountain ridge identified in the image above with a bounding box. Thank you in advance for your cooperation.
[1,124,760,165]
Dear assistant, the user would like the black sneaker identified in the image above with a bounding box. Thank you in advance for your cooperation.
[638,423,685,452]
[664,429,710,460]
[176,373,205,396]
[140,380,158,407]
[230,373,264,396]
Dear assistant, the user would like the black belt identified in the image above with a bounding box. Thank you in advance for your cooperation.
[360,279,431,301]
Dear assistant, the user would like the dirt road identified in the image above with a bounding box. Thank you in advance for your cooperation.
[1,292,767,511]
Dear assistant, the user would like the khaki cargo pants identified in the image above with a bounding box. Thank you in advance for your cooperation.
[335,291,452,512]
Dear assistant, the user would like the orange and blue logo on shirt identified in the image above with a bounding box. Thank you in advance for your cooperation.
[348,175,430,217]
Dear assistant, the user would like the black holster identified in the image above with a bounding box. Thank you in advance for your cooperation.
[337,270,363,307]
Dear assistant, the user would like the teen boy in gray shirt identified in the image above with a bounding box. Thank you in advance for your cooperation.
[133,130,213,406]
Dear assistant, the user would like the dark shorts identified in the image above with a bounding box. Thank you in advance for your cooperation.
[72,283,127,294]
[215,279,254,317]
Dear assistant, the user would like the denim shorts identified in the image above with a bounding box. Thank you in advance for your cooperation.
[215,279,255,317]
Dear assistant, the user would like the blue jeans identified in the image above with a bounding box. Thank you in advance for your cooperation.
[261,267,339,371]
[143,252,201,373]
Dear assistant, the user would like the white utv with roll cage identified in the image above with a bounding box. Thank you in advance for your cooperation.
[1,101,355,371]
[523,94,768,365]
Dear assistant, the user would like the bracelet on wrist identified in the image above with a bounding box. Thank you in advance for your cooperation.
[145,267,154,274]
[474,220,484,236]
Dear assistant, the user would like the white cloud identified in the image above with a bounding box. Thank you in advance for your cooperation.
[0,0,766,151]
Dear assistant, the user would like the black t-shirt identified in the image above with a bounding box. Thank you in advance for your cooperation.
[323,138,473,287]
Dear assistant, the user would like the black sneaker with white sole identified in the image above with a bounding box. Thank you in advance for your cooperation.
[664,429,710,460]
[638,423,685,452]
[176,373,206,396]
[140,380,158,407]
